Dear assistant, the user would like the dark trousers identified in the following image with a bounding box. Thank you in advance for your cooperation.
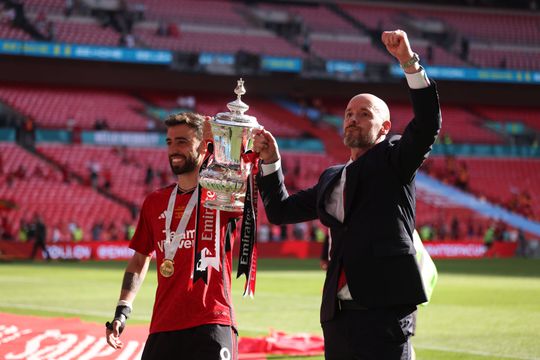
[142,324,237,360]
[322,304,416,360]
[30,240,50,260]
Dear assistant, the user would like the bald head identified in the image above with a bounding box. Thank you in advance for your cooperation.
[343,93,392,150]
[347,94,390,122]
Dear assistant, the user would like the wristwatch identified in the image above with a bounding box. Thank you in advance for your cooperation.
[400,53,420,69]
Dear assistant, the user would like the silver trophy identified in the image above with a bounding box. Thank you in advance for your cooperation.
[199,79,261,211]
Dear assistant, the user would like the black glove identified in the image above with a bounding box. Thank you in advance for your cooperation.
[105,305,132,334]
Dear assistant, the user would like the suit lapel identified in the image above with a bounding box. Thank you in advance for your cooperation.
[343,158,362,221]
[318,165,345,226]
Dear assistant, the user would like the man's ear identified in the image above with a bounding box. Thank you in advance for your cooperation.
[380,120,391,136]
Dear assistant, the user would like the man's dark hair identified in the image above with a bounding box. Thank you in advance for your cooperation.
[164,112,204,140]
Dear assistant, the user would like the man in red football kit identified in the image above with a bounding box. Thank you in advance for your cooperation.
[105,113,241,360]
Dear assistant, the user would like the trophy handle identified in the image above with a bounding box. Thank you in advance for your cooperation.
[245,125,263,153]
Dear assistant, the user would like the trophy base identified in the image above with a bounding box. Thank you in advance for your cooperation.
[204,198,244,212]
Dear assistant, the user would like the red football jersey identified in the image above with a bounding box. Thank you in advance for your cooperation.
[130,184,241,334]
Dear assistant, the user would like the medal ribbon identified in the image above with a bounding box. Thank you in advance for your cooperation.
[237,151,259,297]
[164,186,198,261]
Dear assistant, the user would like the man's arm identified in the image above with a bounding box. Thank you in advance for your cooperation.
[253,129,318,225]
[382,30,441,183]
[105,251,151,349]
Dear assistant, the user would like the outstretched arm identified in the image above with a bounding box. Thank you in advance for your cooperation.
[253,129,318,224]
[106,251,151,349]
[382,30,441,182]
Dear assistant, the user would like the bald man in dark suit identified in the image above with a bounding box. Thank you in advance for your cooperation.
[253,30,441,360]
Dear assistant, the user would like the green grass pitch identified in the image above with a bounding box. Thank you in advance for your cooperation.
[0,258,539,360]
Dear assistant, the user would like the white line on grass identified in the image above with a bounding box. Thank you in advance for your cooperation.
[416,344,538,360]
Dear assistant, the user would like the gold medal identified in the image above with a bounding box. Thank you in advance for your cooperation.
[160,259,174,278]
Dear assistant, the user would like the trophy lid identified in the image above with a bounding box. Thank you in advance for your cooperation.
[214,78,259,127]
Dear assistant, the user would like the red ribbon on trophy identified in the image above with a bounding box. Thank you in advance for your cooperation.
[237,150,259,297]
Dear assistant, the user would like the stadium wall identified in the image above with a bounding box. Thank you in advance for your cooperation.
[0,240,517,261]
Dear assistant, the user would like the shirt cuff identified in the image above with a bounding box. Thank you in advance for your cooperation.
[405,67,430,89]
[260,159,281,176]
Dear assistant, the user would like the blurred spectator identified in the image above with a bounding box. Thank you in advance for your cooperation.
[145,165,154,185]
[270,224,281,241]
[18,218,30,242]
[18,116,36,148]
[29,214,51,260]
[34,11,47,35]
[119,33,135,48]
[146,118,156,131]
[94,118,110,130]
[460,37,469,60]
[280,224,288,241]
[484,222,495,248]
[107,222,119,241]
[51,223,64,242]
[426,44,433,63]
[156,20,167,36]
[92,220,104,241]
[64,0,74,17]
[0,215,13,241]
[87,159,101,188]
[516,229,528,257]
[177,95,196,110]
[293,222,307,240]
[466,218,476,238]
[419,223,434,241]
[499,57,507,69]
[158,169,169,187]
[124,221,135,240]
[167,22,180,37]
[312,222,326,242]
[258,222,270,242]
[450,216,460,240]
[102,167,112,190]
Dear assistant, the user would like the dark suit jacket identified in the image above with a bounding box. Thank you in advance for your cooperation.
[257,82,441,323]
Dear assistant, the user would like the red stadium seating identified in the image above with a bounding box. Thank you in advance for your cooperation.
[20,0,66,15]
[469,46,540,71]
[429,156,540,219]
[471,105,540,131]
[0,143,132,241]
[0,86,149,131]
[37,144,172,206]
[51,19,121,46]
[139,92,306,138]
[135,0,250,26]
[0,22,33,41]
[134,25,304,57]
[257,3,359,34]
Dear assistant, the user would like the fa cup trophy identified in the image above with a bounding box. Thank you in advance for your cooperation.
[199,79,261,211]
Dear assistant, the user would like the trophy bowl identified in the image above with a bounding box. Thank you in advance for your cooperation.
[199,79,260,211]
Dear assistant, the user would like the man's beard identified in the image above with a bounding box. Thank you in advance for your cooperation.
[343,127,375,148]
[169,154,198,175]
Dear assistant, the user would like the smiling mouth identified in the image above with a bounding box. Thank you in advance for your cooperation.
[170,155,185,164]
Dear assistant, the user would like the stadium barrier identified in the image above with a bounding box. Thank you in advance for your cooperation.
[0,240,517,261]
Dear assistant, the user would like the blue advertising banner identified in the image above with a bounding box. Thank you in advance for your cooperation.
[390,64,540,84]
[260,56,302,73]
[326,60,366,74]
[0,39,173,64]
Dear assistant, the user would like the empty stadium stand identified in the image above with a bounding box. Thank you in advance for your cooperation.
[0,143,133,240]
[0,86,149,131]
